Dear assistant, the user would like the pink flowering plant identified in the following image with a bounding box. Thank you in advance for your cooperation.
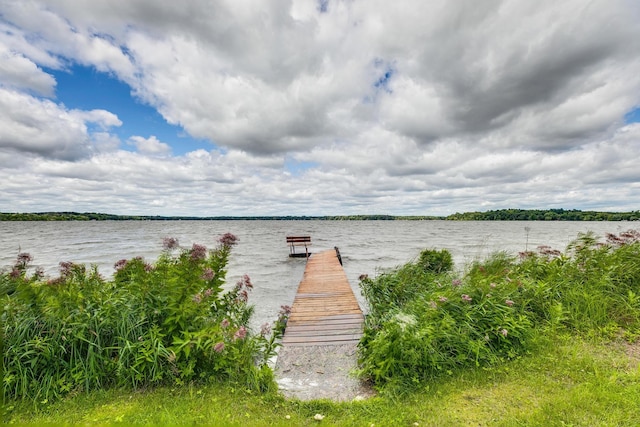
[1,232,275,401]
[359,232,640,393]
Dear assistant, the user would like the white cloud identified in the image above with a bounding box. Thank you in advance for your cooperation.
[128,135,171,156]
[0,47,56,96]
[0,87,122,161]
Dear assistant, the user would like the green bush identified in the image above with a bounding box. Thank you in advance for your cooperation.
[359,256,532,388]
[1,233,286,402]
[417,248,453,274]
[358,230,640,391]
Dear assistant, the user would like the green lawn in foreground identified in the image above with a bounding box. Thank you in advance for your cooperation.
[5,335,639,426]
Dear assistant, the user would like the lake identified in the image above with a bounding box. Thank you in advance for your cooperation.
[1,220,635,328]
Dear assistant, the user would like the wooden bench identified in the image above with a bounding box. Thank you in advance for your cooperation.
[286,236,311,258]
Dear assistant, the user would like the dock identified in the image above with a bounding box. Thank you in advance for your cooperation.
[275,249,372,401]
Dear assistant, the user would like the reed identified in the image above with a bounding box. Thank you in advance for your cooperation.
[359,230,640,393]
[1,233,284,402]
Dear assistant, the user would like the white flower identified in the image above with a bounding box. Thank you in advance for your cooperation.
[314,413,325,421]
[393,312,417,331]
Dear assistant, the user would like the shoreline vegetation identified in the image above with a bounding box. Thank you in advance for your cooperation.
[1,208,639,221]
[3,229,640,425]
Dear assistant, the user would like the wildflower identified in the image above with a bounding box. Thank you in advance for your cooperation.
[213,342,225,353]
[285,415,291,420]
[203,288,213,297]
[438,296,448,303]
[34,267,44,279]
[280,305,292,316]
[236,274,253,290]
[59,261,75,276]
[278,305,292,324]
[490,282,497,289]
[192,293,202,303]
[221,318,230,328]
[47,277,65,286]
[9,268,21,279]
[201,268,215,281]
[500,329,508,337]
[16,252,33,267]
[260,322,272,337]
[218,232,238,247]
[162,237,179,250]
[114,259,128,271]
[240,289,249,302]
[505,299,514,307]
[461,294,472,302]
[242,274,253,289]
[190,243,207,261]
[452,279,462,287]
[486,293,492,298]
[234,326,247,340]
[429,300,437,309]
[144,263,154,272]
[518,251,533,259]
[393,313,417,331]
[314,414,325,421]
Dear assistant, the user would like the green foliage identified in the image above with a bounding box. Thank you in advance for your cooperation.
[359,229,640,392]
[1,234,283,402]
[6,336,639,425]
[446,208,640,221]
[417,248,453,274]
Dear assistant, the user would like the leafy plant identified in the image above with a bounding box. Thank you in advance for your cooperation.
[358,229,640,392]
[417,248,453,274]
[1,232,279,402]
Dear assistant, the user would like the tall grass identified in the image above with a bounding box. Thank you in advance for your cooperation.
[1,233,287,402]
[358,230,640,392]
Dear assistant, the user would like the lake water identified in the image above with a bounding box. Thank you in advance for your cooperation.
[1,220,635,329]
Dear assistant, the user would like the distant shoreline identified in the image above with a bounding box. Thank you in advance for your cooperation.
[1,209,638,221]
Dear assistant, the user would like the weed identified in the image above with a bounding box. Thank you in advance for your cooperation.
[359,230,640,393]
[1,233,282,402]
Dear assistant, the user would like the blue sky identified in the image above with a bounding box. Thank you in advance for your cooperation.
[48,65,211,155]
[626,107,640,124]
[1,0,639,216]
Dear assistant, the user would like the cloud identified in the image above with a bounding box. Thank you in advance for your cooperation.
[0,87,122,161]
[0,47,56,96]
[128,135,171,156]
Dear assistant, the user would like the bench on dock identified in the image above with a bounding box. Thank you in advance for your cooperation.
[286,236,311,258]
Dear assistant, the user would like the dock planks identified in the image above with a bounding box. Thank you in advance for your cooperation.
[274,248,373,401]
[282,249,364,347]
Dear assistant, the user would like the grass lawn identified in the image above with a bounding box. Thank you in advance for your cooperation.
[5,335,639,426]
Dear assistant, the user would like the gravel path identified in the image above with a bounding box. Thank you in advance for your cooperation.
[274,342,375,401]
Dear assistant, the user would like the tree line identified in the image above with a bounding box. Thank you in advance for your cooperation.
[0,209,638,221]
[445,208,640,221]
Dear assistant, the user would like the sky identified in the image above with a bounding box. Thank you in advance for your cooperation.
[1,0,640,217]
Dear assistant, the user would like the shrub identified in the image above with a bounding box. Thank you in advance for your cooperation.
[417,248,453,274]
[1,233,282,402]
[359,253,532,389]
[358,230,640,391]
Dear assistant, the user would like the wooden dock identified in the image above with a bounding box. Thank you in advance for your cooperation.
[282,249,364,346]
[275,248,371,400]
